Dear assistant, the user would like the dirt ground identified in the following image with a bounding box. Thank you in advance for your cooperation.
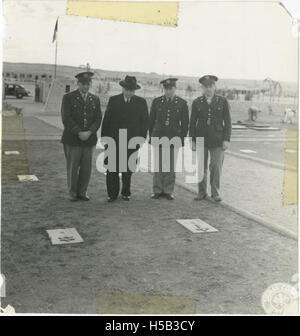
[1,132,297,314]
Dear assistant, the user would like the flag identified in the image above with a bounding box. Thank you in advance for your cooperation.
[52,18,58,43]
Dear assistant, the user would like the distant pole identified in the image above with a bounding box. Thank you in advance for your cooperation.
[54,38,58,79]
[53,18,59,79]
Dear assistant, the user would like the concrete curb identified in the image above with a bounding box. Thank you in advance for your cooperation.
[226,150,297,171]
[175,180,297,241]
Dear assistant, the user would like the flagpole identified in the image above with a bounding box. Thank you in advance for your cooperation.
[54,37,58,79]
[54,17,58,79]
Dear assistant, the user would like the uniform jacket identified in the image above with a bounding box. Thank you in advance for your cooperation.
[189,94,231,148]
[101,93,149,146]
[61,89,102,147]
[149,95,189,146]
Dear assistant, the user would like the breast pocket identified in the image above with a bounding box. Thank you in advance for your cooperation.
[156,108,164,123]
[89,104,96,119]
[215,105,224,118]
[72,103,79,111]
[71,103,81,119]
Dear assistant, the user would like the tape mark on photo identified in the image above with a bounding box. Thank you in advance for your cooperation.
[66,1,179,27]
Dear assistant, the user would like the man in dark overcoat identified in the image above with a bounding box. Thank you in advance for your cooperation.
[101,75,149,201]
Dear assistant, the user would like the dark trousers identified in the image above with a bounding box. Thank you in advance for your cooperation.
[63,144,94,197]
[106,171,132,198]
[105,148,138,198]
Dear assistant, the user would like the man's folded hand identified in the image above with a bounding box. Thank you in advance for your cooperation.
[222,140,230,151]
[78,131,92,141]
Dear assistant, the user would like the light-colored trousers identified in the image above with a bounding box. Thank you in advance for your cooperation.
[63,144,95,197]
[198,146,224,197]
[153,145,179,195]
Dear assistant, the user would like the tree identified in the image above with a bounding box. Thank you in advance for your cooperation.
[185,84,193,98]
[105,81,111,93]
[263,78,282,103]
[245,91,253,101]
[274,81,282,103]
[97,83,102,94]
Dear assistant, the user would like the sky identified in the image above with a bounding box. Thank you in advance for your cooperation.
[2,0,299,82]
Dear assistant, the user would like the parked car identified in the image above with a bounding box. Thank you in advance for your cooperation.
[4,83,30,99]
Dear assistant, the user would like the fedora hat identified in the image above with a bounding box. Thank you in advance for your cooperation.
[119,75,141,90]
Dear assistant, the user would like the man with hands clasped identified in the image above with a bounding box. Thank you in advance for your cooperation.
[61,71,102,201]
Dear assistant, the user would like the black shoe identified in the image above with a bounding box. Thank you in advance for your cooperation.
[165,194,174,200]
[194,194,208,201]
[69,195,78,202]
[122,195,130,201]
[77,194,90,201]
[151,193,161,199]
[107,197,117,202]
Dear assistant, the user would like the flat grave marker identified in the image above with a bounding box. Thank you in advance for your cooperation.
[240,149,257,154]
[177,219,218,233]
[4,151,20,155]
[17,175,39,182]
[46,228,84,245]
